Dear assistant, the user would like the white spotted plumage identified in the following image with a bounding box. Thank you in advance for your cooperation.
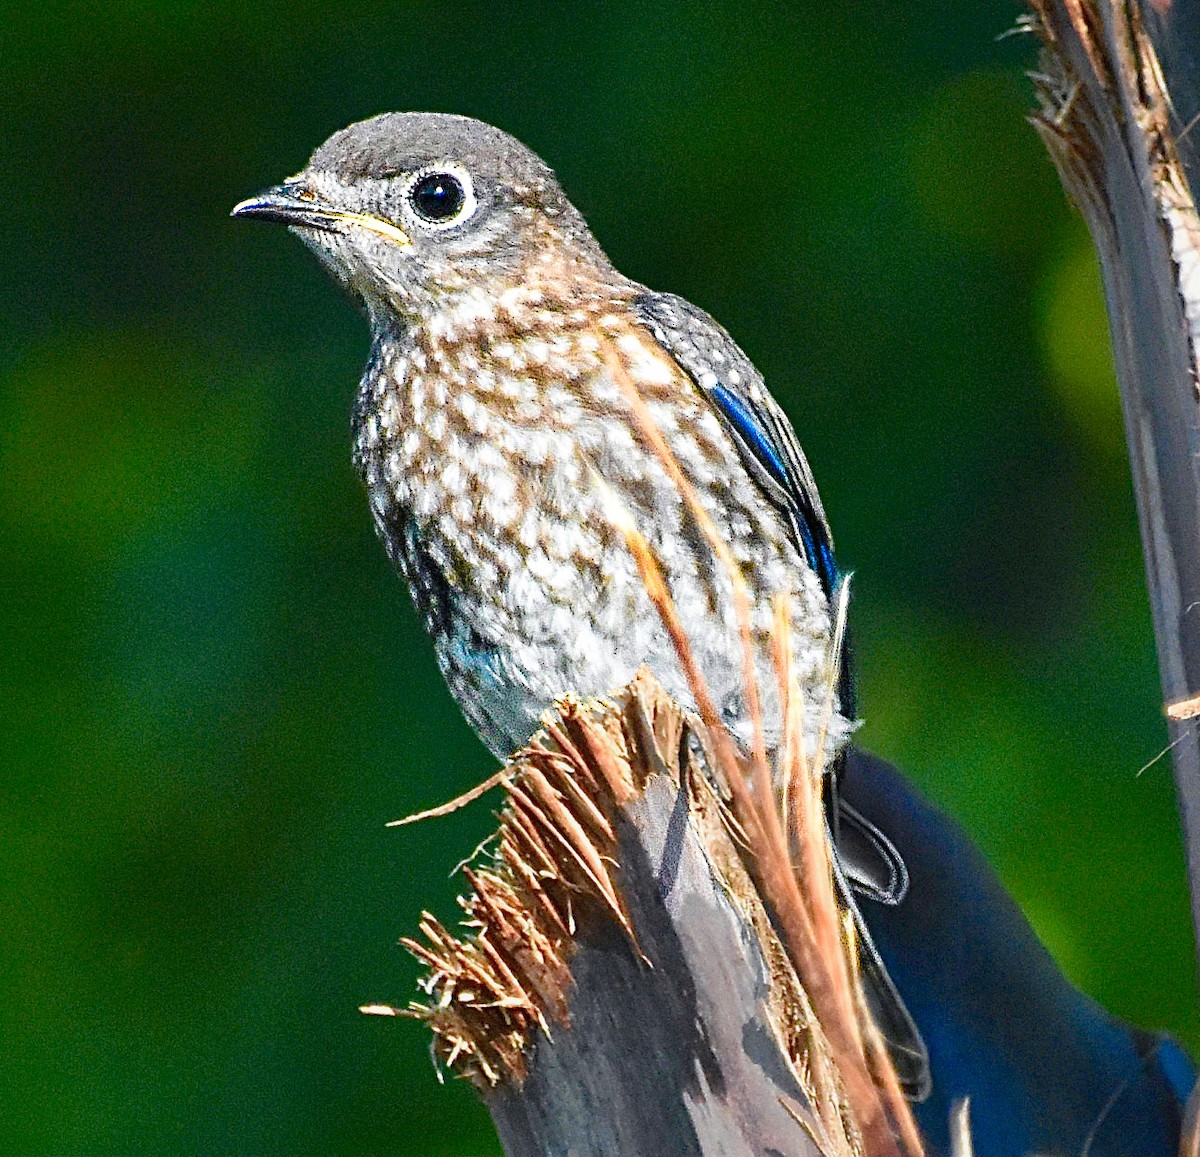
[351,273,847,766]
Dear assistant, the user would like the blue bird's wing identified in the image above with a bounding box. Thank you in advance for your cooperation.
[631,291,841,604]
[631,290,931,1099]
[631,290,859,743]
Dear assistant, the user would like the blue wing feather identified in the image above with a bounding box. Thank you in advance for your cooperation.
[633,293,842,603]
[707,381,841,597]
[708,382,791,484]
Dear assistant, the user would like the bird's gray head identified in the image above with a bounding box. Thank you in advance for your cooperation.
[233,112,611,323]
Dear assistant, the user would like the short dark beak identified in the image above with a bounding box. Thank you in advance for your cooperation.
[231,183,413,246]
[230,183,341,233]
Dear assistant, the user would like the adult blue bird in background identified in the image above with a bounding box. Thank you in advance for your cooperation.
[234,112,1195,1154]
[841,749,1195,1155]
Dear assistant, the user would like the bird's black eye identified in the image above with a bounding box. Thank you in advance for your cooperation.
[408,171,467,223]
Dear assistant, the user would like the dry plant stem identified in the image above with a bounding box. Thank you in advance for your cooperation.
[598,337,773,784]
[773,595,851,1024]
[611,511,907,1157]
[599,336,862,1033]
[1183,1080,1200,1157]
[948,1099,975,1157]
[772,599,801,838]
[388,767,512,825]
[856,965,926,1157]
[394,672,945,1154]
[773,597,924,1157]
[393,672,835,1152]
[599,336,923,1154]
[1029,0,1200,962]
[769,599,855,1135]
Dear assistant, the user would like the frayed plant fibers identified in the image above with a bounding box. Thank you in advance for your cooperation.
[374,670,921,1154]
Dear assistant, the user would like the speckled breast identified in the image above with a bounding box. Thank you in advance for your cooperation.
[352,295,844,764]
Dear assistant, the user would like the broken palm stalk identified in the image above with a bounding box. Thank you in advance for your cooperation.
[372,667,922,1157]
[1027,0,1200,973]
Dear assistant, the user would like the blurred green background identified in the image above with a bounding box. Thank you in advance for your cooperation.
[2,2,1196,1153]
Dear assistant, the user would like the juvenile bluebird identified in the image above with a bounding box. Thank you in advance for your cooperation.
[233,112,925,1093]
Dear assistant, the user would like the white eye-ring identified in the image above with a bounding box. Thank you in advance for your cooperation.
[402,164,477,230]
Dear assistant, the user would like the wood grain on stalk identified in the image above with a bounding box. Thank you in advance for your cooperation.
[1028,0,1200,965]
